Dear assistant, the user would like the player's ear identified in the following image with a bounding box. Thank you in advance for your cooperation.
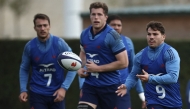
[162,34,166,41]
[105,15,108,22]
[34,26,36,31]
[105,15,108,19]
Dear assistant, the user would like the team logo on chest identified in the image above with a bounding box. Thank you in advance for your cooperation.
[86,53,99,64]
[86,53,98,58]
[38,63,56,72]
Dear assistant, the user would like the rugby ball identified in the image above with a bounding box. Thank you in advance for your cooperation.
[57,51,82,71]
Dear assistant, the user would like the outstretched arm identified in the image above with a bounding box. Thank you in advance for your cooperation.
[19,42,31,102]
[116,50,143,96]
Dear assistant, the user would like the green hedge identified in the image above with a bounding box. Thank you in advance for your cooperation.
[0,39,189,109]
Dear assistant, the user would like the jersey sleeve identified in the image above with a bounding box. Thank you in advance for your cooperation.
[78,76,85,89]
[148,47,180,84]
[134,79,144,93]
[78,66,87,89]
[105,30,126,55]
[61,71,77,90]
[79,31,85,52]
[58,38,72,52]
[19,41,31,93]
[125,37,135,72]
[134,79,145,101]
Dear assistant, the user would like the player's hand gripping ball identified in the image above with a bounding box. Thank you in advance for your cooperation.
[57,51,82,71]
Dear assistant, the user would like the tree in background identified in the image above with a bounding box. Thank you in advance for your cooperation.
[0,0,8,38]
[9,0,30,38]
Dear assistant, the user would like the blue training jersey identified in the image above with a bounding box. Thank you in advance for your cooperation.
[80,24,126,86]
[78,34,144,94]
[19,34,76,96]
[125,43,182,107]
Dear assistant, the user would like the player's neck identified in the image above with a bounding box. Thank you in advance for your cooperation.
[38,34,50,42]
[92,24,106,35]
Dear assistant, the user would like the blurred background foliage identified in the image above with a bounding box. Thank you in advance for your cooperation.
[0,39,189,109]
[0,0,30,38]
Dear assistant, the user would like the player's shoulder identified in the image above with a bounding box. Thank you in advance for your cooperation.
[135,48,145,58]
[121,34,131,40]
[163,43,179,55]
[23,39,35,53]
[107,29,120,40]
[24,40,31,49]
[133,48,144,63]
[26,37,36,47]
[81,26,92,35]
[51,34,61,39]
[121,35,133,42]
[52,35,66,43]
[136,49,144,56]
[81,28,88,33]
[108,29,117,34]
[26,39,32,45]
[51,35,70,48]
[164,45,180,60]
[166,46,178,53]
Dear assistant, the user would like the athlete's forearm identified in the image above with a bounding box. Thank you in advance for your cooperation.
[148,72,179,84]
[78,75,85,89]
[61,71,77,90]
[79,50,86,68]
[19,67,29,93]
[135,79,144,93]
[125,73,139,91]
[97,51,128,72]
[19,49,30,93]
[148,57,180,84]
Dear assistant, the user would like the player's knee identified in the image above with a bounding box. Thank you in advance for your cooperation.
[77,103,94,109]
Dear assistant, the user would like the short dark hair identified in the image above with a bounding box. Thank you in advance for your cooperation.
[33,13,50,26]
[89,2,108,15]
[107,15,122,24]
[146,21,165,35]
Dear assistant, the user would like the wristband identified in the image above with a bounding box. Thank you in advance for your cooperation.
[138,92,145,101]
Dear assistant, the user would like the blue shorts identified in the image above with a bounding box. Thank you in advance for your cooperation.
[80,82,120,109]
[116,92,131,109]
[29,91,65,109]
[147,104,182,109]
